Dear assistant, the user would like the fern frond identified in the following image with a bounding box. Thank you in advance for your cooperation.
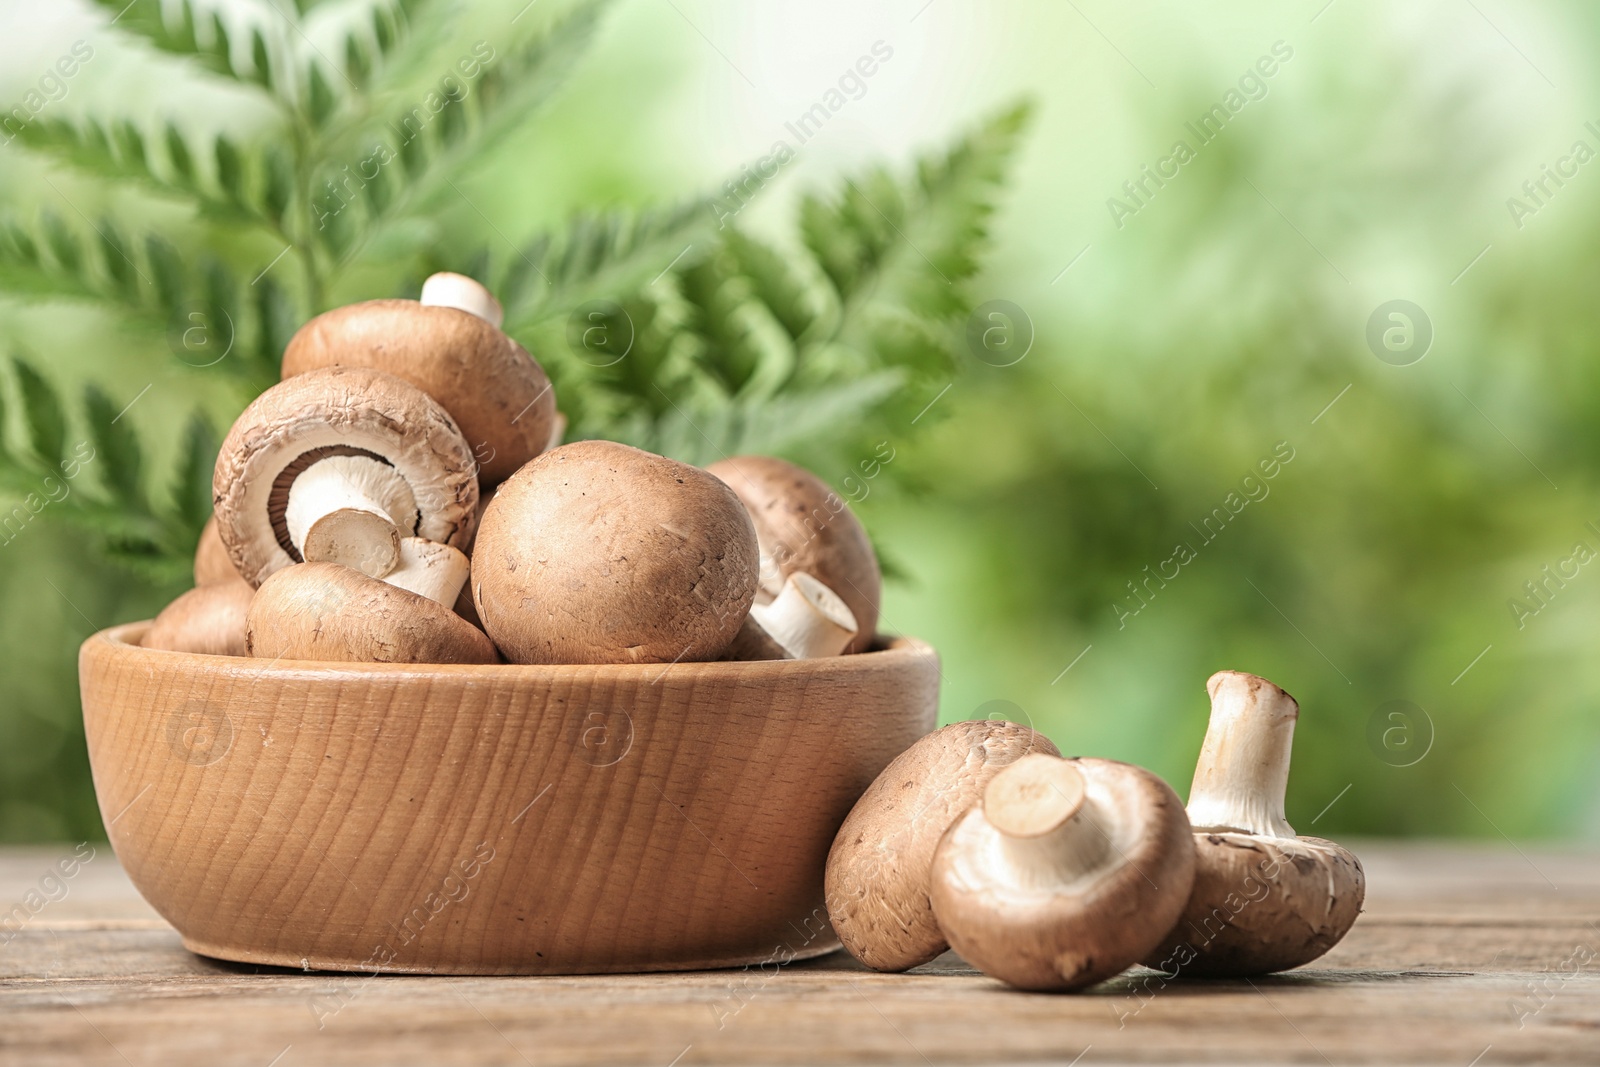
[498,199,717,330]
[574,103,1032,465]
[316,2,607,268]
[11,117,274,228]
[0,358,211,581]
[88,0,270,90]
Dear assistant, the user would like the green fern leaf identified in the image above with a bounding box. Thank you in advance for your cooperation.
[214,136,244,202]
[723,230,827,344]
[253,276,297,384]
[170,410,217,530]
[462,4,605,155]
[41,210,82,272]
[307,63,340,126]
[83,384,145,510]
[90,0,265,87]
[96,217,142,302]
[499,200,716,329]
[164,123,195,183]
[249,27,274,90]
[11,360,67,467]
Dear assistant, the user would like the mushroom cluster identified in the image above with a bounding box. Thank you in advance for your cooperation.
[826,670,1364,992]
[140,274,882,667]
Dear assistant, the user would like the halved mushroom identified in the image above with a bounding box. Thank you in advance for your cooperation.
[193,515,240,586]
[213,367,478,589]
[1142,671,1365,977]
[143,578,254,657]
[825,720,1060,972]
[282,273,555,486]
[707,456,880,653]
[472,441,759,664]
[930,753,1196,992]
[247,562,496,664]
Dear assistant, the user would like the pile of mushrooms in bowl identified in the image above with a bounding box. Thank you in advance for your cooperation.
[146,273,880,668]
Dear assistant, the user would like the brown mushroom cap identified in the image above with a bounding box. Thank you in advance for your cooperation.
[247,562,496,664]
[1141,832,1364,977]
[929,755,1196,992]
[143,578,254,657]
[213,367,479,588]
[471,441,759,664]
[193,515,239,586]
[706,455,880,654]
[825,720,1060,972]
[282,299,555,486]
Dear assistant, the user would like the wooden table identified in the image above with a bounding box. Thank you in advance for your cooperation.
[1,841,1596,1065]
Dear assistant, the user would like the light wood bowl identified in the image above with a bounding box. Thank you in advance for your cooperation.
[79,622,938,975]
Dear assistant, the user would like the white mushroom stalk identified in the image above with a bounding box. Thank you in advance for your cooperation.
[284,455,419,579]
[980,755,1112,888]
[544,411,567,454]
[382,538,471,607]
[749,572,857,659]
[1183,670,1298,838]
[420,271,503,328]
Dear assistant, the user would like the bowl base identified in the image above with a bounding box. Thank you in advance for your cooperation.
[181,936,844,976]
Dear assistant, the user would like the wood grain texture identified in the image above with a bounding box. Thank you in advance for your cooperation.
[77,623,939,975]
[2,842,1597,1065]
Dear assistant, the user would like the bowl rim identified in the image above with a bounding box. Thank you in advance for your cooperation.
[87,621,936,682]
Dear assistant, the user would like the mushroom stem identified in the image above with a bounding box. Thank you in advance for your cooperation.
[749,572,857,658]
[982,755,1111,888]
[718,614,792,661]
[285,455,419,579]
[1184,670,1298,838]
[545,411,567,454]
[382,538,471,606]
[420,272,503,328]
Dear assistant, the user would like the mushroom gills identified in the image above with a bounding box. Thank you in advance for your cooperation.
[284,454,419,579]
[382,537,471,607]
[749,572,857,659]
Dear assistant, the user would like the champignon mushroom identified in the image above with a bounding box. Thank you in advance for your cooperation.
[383,537,471,607]
[472,441,759,664]
[193,515,239,586]
[143,578,254,657]
[747,572,857,658]
[213,367,478,589]
[929,753,1196,992]
[282,273,555,486]
[825,720,1060,972]
[1141,671,1365,977]
[247,562,496,664]
[706,456,880,654]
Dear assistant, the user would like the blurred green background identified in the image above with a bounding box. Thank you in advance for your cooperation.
[1,0,1596,843]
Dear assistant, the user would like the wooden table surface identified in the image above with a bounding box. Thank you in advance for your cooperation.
[1,841,1596,1066]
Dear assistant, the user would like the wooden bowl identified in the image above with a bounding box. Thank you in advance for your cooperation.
[79,622,938,975]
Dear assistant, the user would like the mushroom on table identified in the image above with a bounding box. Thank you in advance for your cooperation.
[1142,670,1365,977]
[826,720,1059,972]
[212,366,478,591]
[929,753,1196,992]
[282,273,556,487]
